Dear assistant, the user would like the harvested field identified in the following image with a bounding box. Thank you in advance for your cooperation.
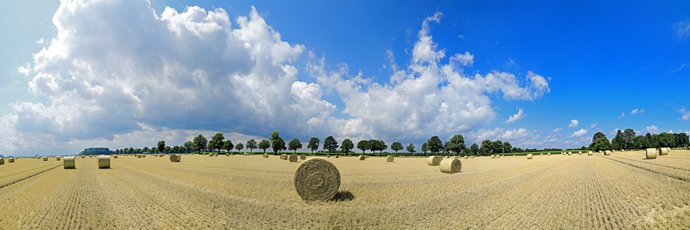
[0,152,689,228]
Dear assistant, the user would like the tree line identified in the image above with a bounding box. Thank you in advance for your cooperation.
[587,129,689,151]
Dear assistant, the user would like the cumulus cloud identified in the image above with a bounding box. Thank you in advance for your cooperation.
[450,51,474,66]
[619,112,625,118]
[551,128,562,133]
[641,125,660,134]
[567,119,578,128]
[609,128,619,136]
[589,124,596,129]
[679,108,690,120]
[17,63,31,76]
[674,20,690,40]
[505,107,524,124]
[630,108,645,115]
[569,129,587,138]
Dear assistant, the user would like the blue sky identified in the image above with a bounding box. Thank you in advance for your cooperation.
[1,0,689,156]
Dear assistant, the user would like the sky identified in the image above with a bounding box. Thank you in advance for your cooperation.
[1,0,689,156]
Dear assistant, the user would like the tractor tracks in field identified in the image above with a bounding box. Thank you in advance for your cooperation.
[599,155,690,182]
[0,164,61,190]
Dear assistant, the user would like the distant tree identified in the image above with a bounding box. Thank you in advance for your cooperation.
[622,128,636,149]
[288,138,302,154]
[246,139,257,154]
[503,142,513,154]
[183,141,193,153]
[164,146,171,153]
[323,136,339,153]
[421,143,428,155]
[143,146,149,154]
[591,132,611,151]
[307,137,320,154]
[427,136,443,154]
[493,140,503,154]
[391,142,403,154]
[357,140,370,155]
[593,132,606,144]
[406,143,416,155]
[675,133,689,147]
[235,143,244,153]
[645,133,653,148]
[658,132,675,148]
[209,133,225,153]
[269,131,286,154]
[341,139,354,155]
[448,134,466,156]
[378,140,387,154]
[258,140,271,154]
[470,143,479,155]
[223,140,234,153]
[193,134,208,153]
[442,141,450,155]
[481,139,493,155]
[157,140,166,153]
[632,135,644,149]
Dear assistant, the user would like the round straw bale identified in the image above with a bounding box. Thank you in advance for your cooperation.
[114,155,118,159]
[646,148,658,159]
[335,155,340,158]
[43,157,48,161]
[604,150,611,156]
[170,154,181,162]
[491,155,495,159]
[63,156,76,169]
[470,155,474,158]
[9,158,15,163]
[427,156,442,166]
[300,154,307,160]
[527,154,533,159]
[386,155,394,162]
[547,152,551,156]
[659,147,669,156]
[0,158,4,165]
[56,157,61,161]
[588,151,593,156]
[137,155,141,158]
[294,158,340,201]
[280,154,288,160]
[359,155,366,160]
[464,156,469,159]
[142,155,145,158]
[263,154,269,158]
[439,158,462,174]
[98,155,110,169]
[289,154,298,162]
[81,156,85,158]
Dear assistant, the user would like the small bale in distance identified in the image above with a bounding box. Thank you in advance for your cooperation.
[588,151,593,156]
[294,158,340,201]
[43,157,48,161]
[289,155,298,162]
[300,154,307,160]
[659,148,669,156]
[386,155,394,162]
[439,158,462,174]
[170,154,181,162]
[604,150,611,156]
[0,158,4,165]
[280,154,288,160]
[335,155,340,158]
[9,158,15,163]
[56,157,61,161]
[98,155,110,169]
[464,156,469,159]
[114,155,118,159]
[427,156,442,166]
[63,156,76,169]
[263,154,269,158]
[527,154,533,159]
[646,148,657,159]
[359,155,366,160]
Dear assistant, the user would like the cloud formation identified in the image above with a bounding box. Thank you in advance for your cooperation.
[679,108,690,121]
[569,129,587,138]
[630,109,644,115]
[674,20,690,40]
[641,125,660,134]
[567,119,578,128]
[505,107,524,124]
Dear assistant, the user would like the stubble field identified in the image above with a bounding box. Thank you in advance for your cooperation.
[1,151,689,229]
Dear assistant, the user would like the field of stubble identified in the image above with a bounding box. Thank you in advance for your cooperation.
[1,151,689,229]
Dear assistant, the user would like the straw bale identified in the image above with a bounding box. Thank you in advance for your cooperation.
[427,156,442,166]
[294,158,340,201]
[63,156,76,169]
[98,155,110,169]
[439,158,462,174]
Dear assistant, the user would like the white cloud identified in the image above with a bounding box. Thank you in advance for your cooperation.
[569,129,587,138]
[36,38,44,44]
[589,124,596,129]
[671,63,687,73]
[450,51,474,66]
[630,108,645,115]
[567,119,578,128]
[619,112,625,118]
[17,63,31,76]
[551,128,562,133]
[505,107,524,124]
[641,125,660,134]
[679,108,690,120]
[609,128,619,136]
[673,20,690,40]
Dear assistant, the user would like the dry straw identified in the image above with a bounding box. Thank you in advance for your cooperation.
[386,155,394,162]
[464,156,469,159]
[137,155,142,158]
[359,155,366,160]
[335,155,340,158]
[0,158,4,165]
[527,154,533,159]
[439,158,462,174]
[300,155,307,160]
[427,156,442,166]
[588,151,593,156]
[294,158,340,201]
[604,150,611,156]
[263,154,269,158]
[56,157,61,161]
[547,152,551,156]
[9,158,15,163]
[169,154,181,162]
[646,148,657,159]
[289,155,298,162]
[659,147,669,156]
[98,155,110,169]
[63,156,76,169]
[43,157,48,161]
[114,155,118,159]
[280,154,288,160]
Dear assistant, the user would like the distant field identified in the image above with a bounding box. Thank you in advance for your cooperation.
[1,151,689,228]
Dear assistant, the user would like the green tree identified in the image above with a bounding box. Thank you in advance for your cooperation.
[448,134,466,156]
[165,146,171,153]
[493,140,503,154]
[246,139,257,154]
[258,140,271,153]
[442,141,450,155]
[193,134,208,153]
[209,133,225,153]
[480,139,493,155]
[377,140,387,154]
[391,142,403,154]
[223,140,234,153]
[183,141,193,153]
[157,140,166,153]
[645,133,653,148]
[503,142,513,154]
[421,143,428,155]
[470,143,479,155]
[592,132,606,144]
[235,143,244,152]
[658,132,675,148]
[288,138,302,154]
[307,137,320,154]
[406,143,416,155]
[612,130,624,150]
[632,135,644,149]
[622,128,636,149]
[269,131,286,154]
[591,132,611,151]
[341,139,354,155]
[143,146,149,154]
[357,140,370,155]
[323,136,339,153]
[427,136,443,154]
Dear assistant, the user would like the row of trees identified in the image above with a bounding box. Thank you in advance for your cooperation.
[589,129,689,151]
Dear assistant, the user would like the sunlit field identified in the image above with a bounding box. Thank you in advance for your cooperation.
[1,151,689,229]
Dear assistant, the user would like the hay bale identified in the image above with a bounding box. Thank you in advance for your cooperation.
[588,151,593,156]
[604,150,611,156]
[280,154,288,160]
[63,156,76,169]
[470,155,474,158]
[294,158,340,201]
[98,155,110,169]
[43,157,48,161]
[81,156,85,158]
[289,155,298,162]
[547,153,551,156]
[359,155,366,160]
[335,155,340,158]
[56,157,61,161]
[137,155,142,158]
[170,154,181,162]
[464,156,469,159]
[142,155,145,158]
[659,148,669,156]
[527,154,533,159]
[491,155,495,159]
[300,154,307,160]
[263,154,269,158]
[114,155,118,159]
[0,158,3,165]
[439,158,462,174]
[646,148,658,159]
[427,156,442,166]
[9,158,15,163]
[386,155,394,162]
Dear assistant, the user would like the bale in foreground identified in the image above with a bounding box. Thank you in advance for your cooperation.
[63,156,76,169]
[386,155,394,162]
[0,158,4,165]
[646,148,657,159]
[294,158,341,201]
[98,155,110,169]
[658,147,669,156]
[439,158,461,174]
[9,158,14,163]
[427,156,442,166]
[359,155,366,160]
[527,154,533,159]
[170,154,181,162]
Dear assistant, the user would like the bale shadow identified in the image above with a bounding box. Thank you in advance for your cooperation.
[330,191,355,202]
